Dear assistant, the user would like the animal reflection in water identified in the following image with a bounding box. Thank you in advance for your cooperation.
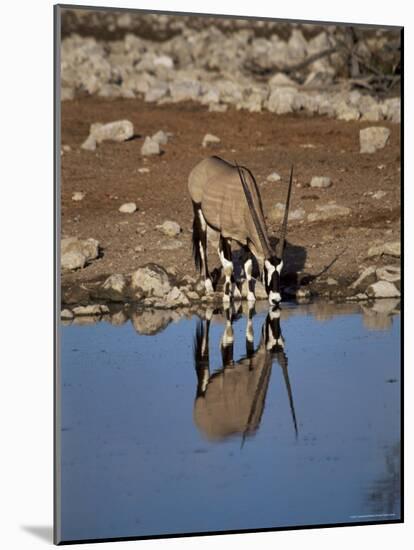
[193,305,297,444]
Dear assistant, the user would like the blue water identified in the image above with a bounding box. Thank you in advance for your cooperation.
[58,302,401,542]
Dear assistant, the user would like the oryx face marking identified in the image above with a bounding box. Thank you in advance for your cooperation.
[264,307,284,350]
[263,257,283,305]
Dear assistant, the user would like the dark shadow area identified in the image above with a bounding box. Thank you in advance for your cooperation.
[21,525,53,543]
[125,133,143,141]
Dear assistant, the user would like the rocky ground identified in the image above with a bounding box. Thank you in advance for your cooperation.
[59,10,401,314]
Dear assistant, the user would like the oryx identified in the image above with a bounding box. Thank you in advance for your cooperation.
[193,306,297,443]
[188,156,293,306]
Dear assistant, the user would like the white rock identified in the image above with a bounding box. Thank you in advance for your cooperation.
[372,190,387,200]
[72,304,109,316]
[61,237,100,270]
[61,309,74,320]
[151,130,169,145]
[310,176,332,188]
[267,87,298,115]
[350,266,377,290]
[161,240,183,250]
[383,98,400,123]
[165,286,190,306]
[141,136,161,156]
[81,135,97,151]
[61,87,75,101]
[376,265,400,284]
[209,104,228,113]
[61,250,85,270]
[269,203,305,222]
[360,127,391,154]
[131,264,171,298]
[366,281,400,299]
[102,274,127,298]
[119,202,137,214]
[154,55,174,69]
[307,203,351,222]
[72,192,85,201]
[367,241,400,258]
[157,220,181,237]
[266,172,281,182]
[170,79,201,102]
[269,73,296,87]
[90,120,134,143]
[145,82,169,102]
[335,102,360,121]
[202,133,221,147]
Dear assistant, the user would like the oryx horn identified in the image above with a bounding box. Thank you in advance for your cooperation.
[236,162,272,258]
[275,165,294,259]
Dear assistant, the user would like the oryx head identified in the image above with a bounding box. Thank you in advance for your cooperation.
[237,164,294,306]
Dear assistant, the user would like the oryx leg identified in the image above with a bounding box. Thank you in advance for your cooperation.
[246,302,256,357]
[244,250,256,303]
[192,203,213,294]
[218,236,241,303]
[220,302,234,367]
[194,317,211,396]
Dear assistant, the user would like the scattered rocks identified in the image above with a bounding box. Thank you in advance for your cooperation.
[335,102,360,121]
[266,172,281,182]
[165,286,190,306]
[101,274,127,302]
[269,203,305,223]
[92,120,134,143]
[376,265,401,287]
[366,280,400,299]
[307,202,351,222]
[61,237,100,270]
[119,202,137,214]
[61,309,74,320]
[81,134,97,151]
[202,133,221,147]
[160,239,183,250]
[72,191,85,201]
[151,130,169,145]
[186,290,200,301]
[82,120,134,150]
[61,87,75,101]
[60,26,401,124]
[310,176,332,189]
[372,190,387,200]
[141,136,161,156]
[131,263,172,298]
[296,287,312,300]
[350,266,377,291]
[267,87,297,114]
[72,304,110,316]
[367,241,400,258]
[156,220,181,237]
[360,127,391,154]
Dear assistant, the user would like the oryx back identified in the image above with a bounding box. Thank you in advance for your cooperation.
[188,156,268,259]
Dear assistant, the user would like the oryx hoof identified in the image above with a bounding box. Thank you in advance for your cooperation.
[233,285,242,301]
[247,292,256,303]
